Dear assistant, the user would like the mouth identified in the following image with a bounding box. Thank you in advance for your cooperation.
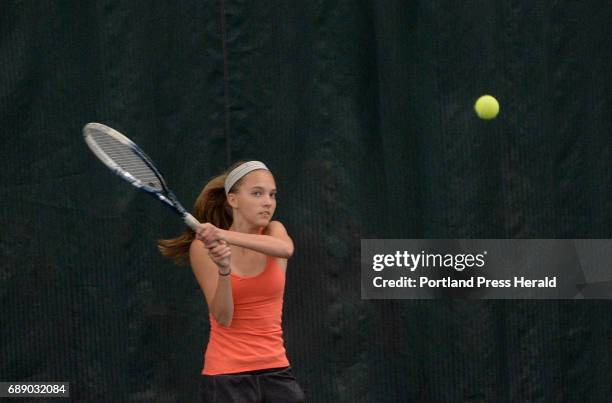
[259,212,271,217]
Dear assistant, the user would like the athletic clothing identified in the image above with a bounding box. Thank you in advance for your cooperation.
[203,255,290,375]
[200,366,305,403]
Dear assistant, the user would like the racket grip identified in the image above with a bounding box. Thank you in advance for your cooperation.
[183,213,200,230]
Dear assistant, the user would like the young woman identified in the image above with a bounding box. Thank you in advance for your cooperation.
[158,161,305,403]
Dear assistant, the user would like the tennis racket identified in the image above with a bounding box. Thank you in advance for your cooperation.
[83,122,201,230]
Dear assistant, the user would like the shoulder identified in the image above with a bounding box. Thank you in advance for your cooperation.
[189,239,212,264]
[265,221,291,270]
[264,220,294,259]
[264,220,289,235]
[189,238,205,254]
[188,240,218,281]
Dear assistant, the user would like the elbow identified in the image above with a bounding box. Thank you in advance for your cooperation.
[218,318,232,327]
[215,313,233,327]
[212,306,233,327]
[284,244,294,259]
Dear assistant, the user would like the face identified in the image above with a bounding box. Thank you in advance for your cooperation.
[228,170,277,226]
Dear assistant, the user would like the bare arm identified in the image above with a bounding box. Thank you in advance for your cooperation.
[223,221,294,258]
[196,221,294,258]
[189,240,234,327]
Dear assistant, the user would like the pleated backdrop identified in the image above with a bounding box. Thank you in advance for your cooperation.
[0,1,610,402]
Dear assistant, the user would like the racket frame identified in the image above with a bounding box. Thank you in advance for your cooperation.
[83,122,200,230]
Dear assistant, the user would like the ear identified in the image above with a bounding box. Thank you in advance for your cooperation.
[227,192,238,209]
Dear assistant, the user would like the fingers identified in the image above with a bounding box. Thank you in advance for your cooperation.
[203,239,227,250]
[209,243,229,254]
[217,250,231,259]
[194,223,224,247]
[194,223,211,239]
[208,244,231,260]
[206,238,224,249]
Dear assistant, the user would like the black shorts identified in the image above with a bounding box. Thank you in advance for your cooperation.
[200,366,305,403]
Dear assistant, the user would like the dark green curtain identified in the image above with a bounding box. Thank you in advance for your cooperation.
[1,1,610,401]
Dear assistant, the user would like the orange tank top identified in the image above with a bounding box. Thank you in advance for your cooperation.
[202,255,290,375]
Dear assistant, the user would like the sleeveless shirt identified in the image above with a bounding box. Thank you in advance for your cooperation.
[202,255,289,375]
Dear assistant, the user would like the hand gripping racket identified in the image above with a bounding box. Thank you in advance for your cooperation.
[83,122,201,230]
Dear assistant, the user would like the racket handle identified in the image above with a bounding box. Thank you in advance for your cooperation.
[183,213,200,230]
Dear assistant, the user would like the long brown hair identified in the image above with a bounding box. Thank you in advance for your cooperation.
[157,161,248,265]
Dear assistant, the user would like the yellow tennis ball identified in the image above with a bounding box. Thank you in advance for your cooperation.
[474,95,499,120]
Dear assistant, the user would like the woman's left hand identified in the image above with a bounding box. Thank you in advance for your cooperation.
[195,223,226,248]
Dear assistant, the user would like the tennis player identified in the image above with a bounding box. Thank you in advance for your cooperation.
[158,161,305,402]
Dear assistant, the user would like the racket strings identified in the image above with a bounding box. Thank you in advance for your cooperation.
[89,130,163,189]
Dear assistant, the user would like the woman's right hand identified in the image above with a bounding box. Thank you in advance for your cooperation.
[207,240,231,272]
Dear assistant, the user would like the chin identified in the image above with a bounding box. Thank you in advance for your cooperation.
[250,217,270,227]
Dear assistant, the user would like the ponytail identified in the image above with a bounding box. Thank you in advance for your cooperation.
[157,161,247,265]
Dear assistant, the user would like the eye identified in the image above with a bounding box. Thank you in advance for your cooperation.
[253,191,262,196]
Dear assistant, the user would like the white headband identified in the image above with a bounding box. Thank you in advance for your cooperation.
[224,161,270,194]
